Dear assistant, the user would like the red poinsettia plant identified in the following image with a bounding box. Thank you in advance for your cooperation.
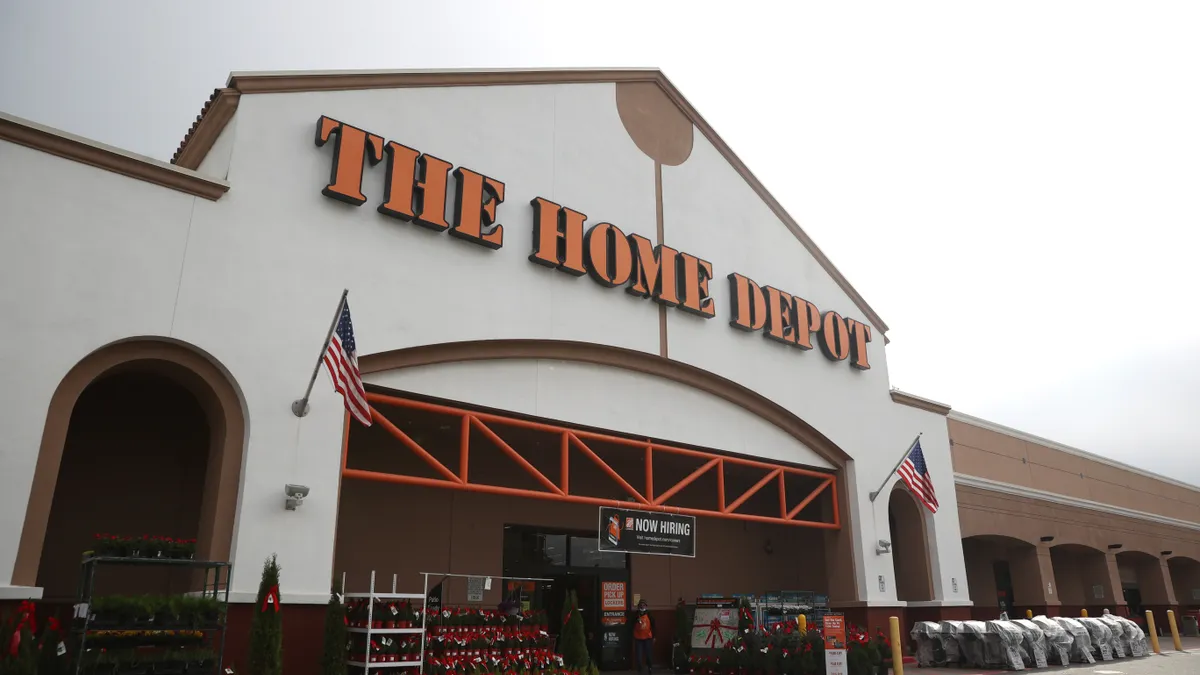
[92,533,197,559]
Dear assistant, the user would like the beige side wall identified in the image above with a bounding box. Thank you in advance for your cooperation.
[956,485,1200,558]
[949,417,1200,523]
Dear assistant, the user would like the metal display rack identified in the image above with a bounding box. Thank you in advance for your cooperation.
[72,556,232,675]
[344,570,428,671]
[341,570,556,675]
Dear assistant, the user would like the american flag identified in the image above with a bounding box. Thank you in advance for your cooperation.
[322,299,371,426]
[897,440,938,513]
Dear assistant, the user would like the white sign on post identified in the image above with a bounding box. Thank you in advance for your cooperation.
[467,576,484,602]
[825,649,847,675]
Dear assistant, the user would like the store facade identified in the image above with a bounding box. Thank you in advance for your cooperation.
[0,69,970,673]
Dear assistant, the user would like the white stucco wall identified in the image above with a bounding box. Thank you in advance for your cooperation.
[0,78,967,606]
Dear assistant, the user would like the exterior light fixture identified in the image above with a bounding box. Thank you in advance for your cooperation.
[1162,551,1173,556]
[1108,544,1123,550]
[285,484,310,510]
[1040,536,1055,542]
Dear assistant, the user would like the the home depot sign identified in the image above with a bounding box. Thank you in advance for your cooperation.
[314,115,872,370]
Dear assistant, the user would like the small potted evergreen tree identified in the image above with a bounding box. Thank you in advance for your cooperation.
[671,599,691,673]
[248,555,283,675]
[559,590,589,671]
[320,587,347,675]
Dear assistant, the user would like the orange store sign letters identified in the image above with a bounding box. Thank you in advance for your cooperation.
[314,115,872,370]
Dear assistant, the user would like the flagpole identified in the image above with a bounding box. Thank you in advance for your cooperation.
[291,289,349,418]
[868,433,922,502]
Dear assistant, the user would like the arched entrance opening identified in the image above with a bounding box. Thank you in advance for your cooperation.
[1115,550,1170,616]
[1168,557,1200,610]
[961,535,1038,619]
[37,370,209,599]
[336,340,857,672]
[1049,543,1111,615]
[12,340,246,602]
[888,487,933,602]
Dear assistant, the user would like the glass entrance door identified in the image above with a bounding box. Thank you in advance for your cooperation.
[502,525,630,671]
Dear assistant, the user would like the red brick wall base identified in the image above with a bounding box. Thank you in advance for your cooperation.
[223,602,327,675]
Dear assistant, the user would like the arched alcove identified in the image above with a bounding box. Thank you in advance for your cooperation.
[961,534,1039,616]
[888,487,933,602]
[37,370,210,598]
[1049,543,1111,612]
[1168,556,1200,608]
[1115,550,1169,614]
[13,339,247,597]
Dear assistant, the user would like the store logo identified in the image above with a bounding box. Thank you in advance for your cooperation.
[313,115,872,370]
[606,515,622,546]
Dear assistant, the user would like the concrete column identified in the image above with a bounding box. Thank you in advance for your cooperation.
[1101,552,1128,613]
[1159,560,1179,606]
[1009,545,1060,613]
[1037,546,1062,608]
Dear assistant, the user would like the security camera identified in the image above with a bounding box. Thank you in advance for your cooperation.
[284,484,310,511]
[875,539,892,555]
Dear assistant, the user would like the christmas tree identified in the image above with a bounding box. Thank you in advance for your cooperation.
[248,555,283,675]
[37,617,68,675]
[559,590,589,669]
[319,588,348,675]
[671,599,691,673]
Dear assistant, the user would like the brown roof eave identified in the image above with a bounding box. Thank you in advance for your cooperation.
[1,112,229,201]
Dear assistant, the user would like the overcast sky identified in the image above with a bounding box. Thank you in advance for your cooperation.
[3,1,1198,484]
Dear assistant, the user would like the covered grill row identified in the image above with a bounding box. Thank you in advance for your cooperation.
[910,613,1149,670]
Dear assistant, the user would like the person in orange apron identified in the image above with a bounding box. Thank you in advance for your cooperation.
[632,600,656,674]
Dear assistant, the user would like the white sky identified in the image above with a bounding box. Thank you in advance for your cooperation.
[2,1,1198,484]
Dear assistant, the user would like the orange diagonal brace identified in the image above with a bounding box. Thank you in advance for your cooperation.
[654,457,720,506]
[560,432,570,495]
[830,478,840,527]
[778,471,787,519]
[357,392,841,529]
[568,433,649,505]
[342,467,840,529]
[645,445,654,503]
[471,416,563,496]
[370,405,462,484]
[787,478,833,520]
[724,468,782,513]
[717,459,725,510]
[460,415,470,483]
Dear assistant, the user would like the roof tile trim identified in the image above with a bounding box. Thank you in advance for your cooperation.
[172,88,240,168]
[170,68,889,335]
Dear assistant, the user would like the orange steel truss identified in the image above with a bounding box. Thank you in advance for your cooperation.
[342,391,840,530]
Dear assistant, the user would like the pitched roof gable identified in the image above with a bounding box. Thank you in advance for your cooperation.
[172,68,888,334]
